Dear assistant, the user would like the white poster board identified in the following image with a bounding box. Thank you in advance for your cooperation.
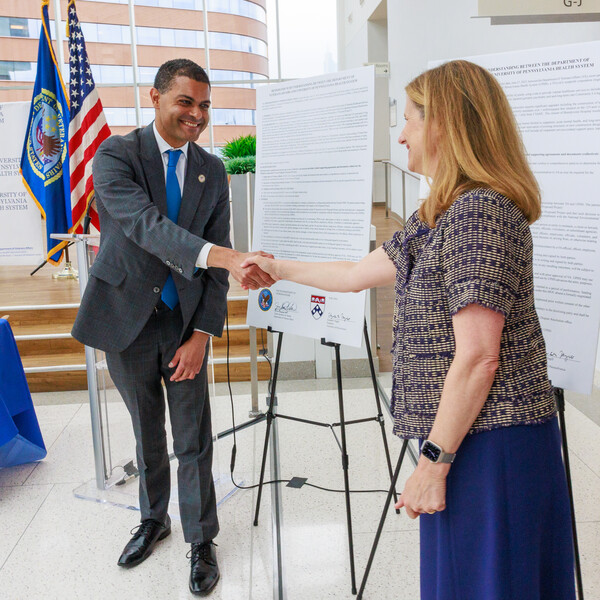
[246,67,375,347]
[0,102,44,265]
[436,42,600,394]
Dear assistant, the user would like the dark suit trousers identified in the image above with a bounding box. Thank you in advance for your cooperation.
[105,303,219,544]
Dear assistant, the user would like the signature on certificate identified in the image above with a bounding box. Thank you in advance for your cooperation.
[327,312,352,324]
[547,350,576,363]
[274,301,298,314]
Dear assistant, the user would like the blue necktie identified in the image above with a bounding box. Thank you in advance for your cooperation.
[161,149,182,310]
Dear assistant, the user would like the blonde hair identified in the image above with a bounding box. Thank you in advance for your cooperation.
[406,60,541,226]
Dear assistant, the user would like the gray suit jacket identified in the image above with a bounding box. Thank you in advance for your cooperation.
[72,124,230,353]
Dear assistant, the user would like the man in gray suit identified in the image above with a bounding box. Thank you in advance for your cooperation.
[72,59,273,596]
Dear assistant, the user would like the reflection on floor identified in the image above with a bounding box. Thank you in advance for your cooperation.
[1,377,599,599]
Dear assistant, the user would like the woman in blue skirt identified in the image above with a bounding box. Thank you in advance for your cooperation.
[242,60,576,599]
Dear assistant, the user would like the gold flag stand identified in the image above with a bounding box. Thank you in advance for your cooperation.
[53,246,78,280]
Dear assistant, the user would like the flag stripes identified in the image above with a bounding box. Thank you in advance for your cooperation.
[67,0,110,233]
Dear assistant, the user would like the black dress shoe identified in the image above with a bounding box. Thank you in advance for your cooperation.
[188,541,219,596]
[117,514,171,568]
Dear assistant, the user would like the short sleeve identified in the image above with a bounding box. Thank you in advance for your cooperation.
[382,211,424,269]
[382,230,405,269]
[441,191,527,317]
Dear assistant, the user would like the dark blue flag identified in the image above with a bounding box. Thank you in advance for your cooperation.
[20,0,71,265]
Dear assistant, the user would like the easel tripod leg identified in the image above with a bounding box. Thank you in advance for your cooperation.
[363,321,399,511]
[555,387,585,600]
[254,331,284,527]
[357,438,409,600]
[334,344,358,595]
[253,411,273,527]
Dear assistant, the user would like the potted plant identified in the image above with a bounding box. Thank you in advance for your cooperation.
[221,135,256,253]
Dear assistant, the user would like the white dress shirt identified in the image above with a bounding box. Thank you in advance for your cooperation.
[152,123,214,269]
[153,123,214,336]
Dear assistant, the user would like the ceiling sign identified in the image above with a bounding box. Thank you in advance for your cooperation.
[478,0,600,17]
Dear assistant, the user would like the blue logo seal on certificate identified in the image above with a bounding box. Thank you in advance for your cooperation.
[258,289,273,311]
[26,88,68,187]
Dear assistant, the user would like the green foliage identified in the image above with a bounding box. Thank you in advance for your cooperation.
[221,134,256,160]
[224,155,256,175]
[221,134,256,174]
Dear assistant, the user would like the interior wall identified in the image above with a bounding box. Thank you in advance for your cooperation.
[368,18,389,207]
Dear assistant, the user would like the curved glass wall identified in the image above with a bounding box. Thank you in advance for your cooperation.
[137,65,267,87]
[0,17,267,56]
[1,61,267,87]
[209,69,267,87]
[206,0,265,21]
[103,106,255,127]
[64,0,266,22]
[0,60,36,81]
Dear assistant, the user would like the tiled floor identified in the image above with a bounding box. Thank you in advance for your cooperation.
[1,377,599,599]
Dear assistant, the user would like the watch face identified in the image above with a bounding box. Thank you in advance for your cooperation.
[422,441,441,462]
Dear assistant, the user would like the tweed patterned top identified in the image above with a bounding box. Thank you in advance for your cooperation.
[382,188,556,439]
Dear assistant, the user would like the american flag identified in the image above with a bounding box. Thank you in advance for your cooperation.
[67,0,110,233]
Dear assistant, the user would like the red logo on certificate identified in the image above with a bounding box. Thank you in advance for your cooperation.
[310,295,326,320]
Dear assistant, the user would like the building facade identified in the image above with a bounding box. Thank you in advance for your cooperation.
[0,0,268,147]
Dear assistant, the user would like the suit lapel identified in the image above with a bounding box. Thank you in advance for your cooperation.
[178,143,208,230]
[140,125,168,216]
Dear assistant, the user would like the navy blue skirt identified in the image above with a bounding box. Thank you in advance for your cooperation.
[420,417,575,600]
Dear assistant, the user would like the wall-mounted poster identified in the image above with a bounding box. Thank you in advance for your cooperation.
[434,41,600,394]
[0,102,44,266]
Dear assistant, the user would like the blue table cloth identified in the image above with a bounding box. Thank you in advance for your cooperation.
[0,318,46,467]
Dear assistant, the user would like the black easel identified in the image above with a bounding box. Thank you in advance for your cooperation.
[253,321,399,595]
[357,387,585,600]
[555,387,585,600]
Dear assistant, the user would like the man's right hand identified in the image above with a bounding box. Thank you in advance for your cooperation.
[230,250,277,289]
[207,247,276,290]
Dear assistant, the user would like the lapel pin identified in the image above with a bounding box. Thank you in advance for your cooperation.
[198,174,206,183]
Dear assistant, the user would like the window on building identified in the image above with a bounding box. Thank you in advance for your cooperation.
[0,61,266,87]
[1,17,262,55]
[62,0,266,22]
[102,106,255,127]
[0,17,40,38]
[0,60,37,81]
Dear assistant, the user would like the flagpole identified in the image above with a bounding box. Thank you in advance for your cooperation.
[127,0,142,128]
[52,0,66,78]
[201,0,214,154]
[275,0,282,81]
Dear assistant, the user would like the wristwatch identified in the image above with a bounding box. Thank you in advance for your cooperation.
[421,439,456,464]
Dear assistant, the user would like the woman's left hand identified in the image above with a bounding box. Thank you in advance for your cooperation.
[395,459,449,519]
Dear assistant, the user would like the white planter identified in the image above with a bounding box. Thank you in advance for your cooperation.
[230,172,255,253]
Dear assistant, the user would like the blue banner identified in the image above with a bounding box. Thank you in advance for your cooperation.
[20,0,71,265]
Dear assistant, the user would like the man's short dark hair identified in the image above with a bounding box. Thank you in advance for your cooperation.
[153,59,210,93]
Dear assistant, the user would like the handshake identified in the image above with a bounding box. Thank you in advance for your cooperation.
[207,247,278,290]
